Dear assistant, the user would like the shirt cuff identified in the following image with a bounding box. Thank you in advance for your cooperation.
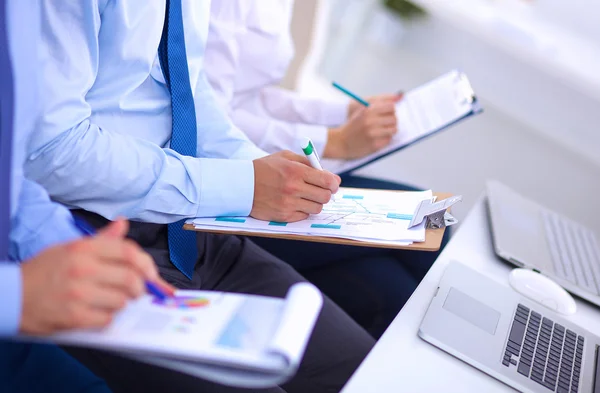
[318,98,351,127]
[197,159,256,217]
[0,264,22,336]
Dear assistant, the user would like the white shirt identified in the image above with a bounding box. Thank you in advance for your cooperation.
[25,0,267,224]
[205,0,350,155]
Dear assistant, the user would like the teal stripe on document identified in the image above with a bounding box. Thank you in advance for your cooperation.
[311,224,342,229]
[269,221,288,226]
[387,213,413,220]
[215,217,246,223]
[342,195,364,200]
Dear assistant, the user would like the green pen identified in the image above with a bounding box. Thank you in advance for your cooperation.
[300,137,323,170]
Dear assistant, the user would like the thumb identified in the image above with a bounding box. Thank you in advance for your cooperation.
[98,218,129,239]
[334,174,342,186]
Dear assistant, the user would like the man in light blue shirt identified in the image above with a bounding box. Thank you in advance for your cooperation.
[25,1,375,392]
[1,0,170,390]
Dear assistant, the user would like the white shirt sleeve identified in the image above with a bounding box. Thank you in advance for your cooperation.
[205,0,350,154]
[259,86,350,127]
[27,0,263,223]
[205,0,250,107]
[230,108,329,155]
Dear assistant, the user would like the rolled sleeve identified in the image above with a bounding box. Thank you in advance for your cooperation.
[0,264,22,336]
[197,159,255,217]
[260,86,351,127]
[317,99,351,127]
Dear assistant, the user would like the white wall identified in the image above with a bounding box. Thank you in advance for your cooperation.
[293,0,600,228]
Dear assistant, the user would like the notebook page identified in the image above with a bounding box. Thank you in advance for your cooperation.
[44,290,289,370]
[266,283,323,369]
[47,290,243,354]
[127,284,321,388]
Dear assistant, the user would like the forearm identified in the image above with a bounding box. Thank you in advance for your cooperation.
[260,86,350,127]
[25,120,256,223]
[231,108,329,155]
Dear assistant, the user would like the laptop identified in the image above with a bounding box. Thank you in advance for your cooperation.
[486,180,600,307]
[419,261,600,393]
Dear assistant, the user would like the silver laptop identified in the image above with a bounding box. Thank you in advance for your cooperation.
[486,180,600,307]
[419,261,600,393]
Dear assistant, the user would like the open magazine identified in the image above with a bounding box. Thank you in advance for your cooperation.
[19,283,323,389]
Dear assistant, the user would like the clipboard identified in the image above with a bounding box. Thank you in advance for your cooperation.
[183,191,454,252]
[323,70,483,175]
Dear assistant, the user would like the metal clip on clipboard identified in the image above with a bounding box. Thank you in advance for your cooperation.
[408,195,463,229]
[454,72,476,105]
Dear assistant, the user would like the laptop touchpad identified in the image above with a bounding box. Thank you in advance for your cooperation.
[443,288,501,335]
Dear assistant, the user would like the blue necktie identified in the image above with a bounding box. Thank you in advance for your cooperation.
[0,0,14,260]
[158,0,199,279]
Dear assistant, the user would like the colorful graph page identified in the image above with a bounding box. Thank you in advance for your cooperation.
[152,296,210,309]
[189,188,433,242]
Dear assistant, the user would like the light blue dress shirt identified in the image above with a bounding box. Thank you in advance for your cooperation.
[0,0,81,336]
[25,0,268,224]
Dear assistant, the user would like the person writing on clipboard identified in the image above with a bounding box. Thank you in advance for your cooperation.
[205,0,447,339]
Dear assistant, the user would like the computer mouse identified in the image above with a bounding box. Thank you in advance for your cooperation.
[508,268,577,316]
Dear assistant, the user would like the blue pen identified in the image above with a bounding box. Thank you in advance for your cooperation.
[145,281,167,301]
[332,82,370,107]
[72,216,171,300]
[72,216,96,236]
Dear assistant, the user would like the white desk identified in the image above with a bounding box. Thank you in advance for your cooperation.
[341,196,600,393]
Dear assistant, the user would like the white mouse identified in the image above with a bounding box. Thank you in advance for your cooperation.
[509,269,577,316]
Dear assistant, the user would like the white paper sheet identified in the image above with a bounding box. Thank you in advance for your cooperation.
[189,188,433,243]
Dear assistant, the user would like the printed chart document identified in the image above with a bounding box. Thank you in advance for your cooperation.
[323,70,482,174]
[188,188,435,246]
[18,283,322,389]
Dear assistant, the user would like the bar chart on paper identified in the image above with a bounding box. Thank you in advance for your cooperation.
[187,188,434,245]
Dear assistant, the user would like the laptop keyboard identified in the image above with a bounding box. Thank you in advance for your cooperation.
[542,210,600,295]
[503,304,584,392]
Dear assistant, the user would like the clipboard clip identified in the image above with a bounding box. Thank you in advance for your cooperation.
[409,195,463,229]
[454,72,475,105]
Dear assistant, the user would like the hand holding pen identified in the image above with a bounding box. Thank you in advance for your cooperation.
[20,218,176,335]
[324,82,403,160]
[251,145,340,223]
[74,217,175,300]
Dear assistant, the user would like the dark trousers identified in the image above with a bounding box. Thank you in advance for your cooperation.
[66,211,375,393]
[0,341,111,393]
[252,175,450,338]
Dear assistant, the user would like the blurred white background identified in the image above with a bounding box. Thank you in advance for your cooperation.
[285,0,600,227]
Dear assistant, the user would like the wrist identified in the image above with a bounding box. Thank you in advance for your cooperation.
[347,101,359,119]
[323,127,347,159]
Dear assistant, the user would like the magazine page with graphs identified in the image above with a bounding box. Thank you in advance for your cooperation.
[18,282,322,388]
